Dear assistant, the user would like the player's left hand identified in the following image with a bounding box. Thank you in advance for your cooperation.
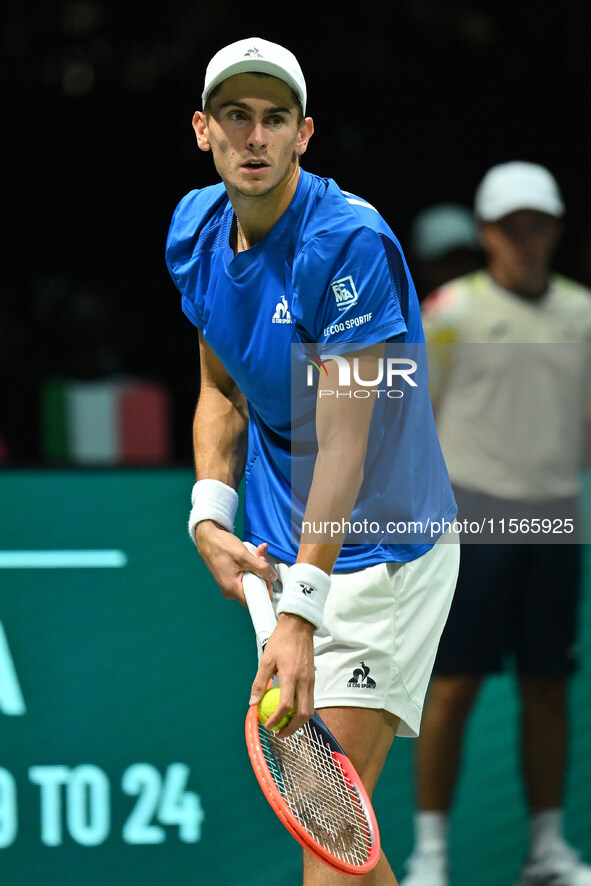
[195,523,277,604]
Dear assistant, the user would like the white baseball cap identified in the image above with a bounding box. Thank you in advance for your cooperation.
[474,161,565,221]
[202,37,307,113]
[410,203,479,261]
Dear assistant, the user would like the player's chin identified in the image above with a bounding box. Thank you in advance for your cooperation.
[234,173,277,197]
[235,180,274,198]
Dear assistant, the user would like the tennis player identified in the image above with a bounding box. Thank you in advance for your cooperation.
[166,37,459,885]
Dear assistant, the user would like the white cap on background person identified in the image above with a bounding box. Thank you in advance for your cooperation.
[410,203,479,261]
[202,37,307,113]
[475,161,565,222]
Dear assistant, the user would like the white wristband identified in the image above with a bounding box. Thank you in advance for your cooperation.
[188,479,239,543]
[276,562,331,629]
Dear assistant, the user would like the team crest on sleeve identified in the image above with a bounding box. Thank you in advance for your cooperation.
[331,276,359,311]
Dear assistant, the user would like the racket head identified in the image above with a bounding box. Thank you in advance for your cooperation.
[245,705,380,876]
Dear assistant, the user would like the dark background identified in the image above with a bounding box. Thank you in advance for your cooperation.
[2,1,590,463]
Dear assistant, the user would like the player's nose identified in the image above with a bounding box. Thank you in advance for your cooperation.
[246,120,267,149]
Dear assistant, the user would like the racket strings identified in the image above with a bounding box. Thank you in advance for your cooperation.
[259,720,373,865]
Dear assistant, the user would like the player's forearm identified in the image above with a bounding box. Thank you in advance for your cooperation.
[193,386,248,489]
[297,446,366,573]
[296,348,379,573]
[275,447,363,630]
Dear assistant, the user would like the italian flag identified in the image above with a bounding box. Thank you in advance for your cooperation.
[41,378,171,464]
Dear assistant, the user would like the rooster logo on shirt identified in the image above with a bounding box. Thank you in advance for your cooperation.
[272,295,292,324]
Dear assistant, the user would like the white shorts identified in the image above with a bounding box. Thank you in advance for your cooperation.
[271,533,459,737]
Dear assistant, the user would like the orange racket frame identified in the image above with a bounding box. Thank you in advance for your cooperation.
[242,544,381,875]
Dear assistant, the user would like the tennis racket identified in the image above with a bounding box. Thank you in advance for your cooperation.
[242,543,381,876]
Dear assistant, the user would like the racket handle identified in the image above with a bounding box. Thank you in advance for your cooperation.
[243,542,278,654]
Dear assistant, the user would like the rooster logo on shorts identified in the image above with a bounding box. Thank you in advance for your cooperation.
[347,661,376,689]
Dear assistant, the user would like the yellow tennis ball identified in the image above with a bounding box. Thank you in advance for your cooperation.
[257,686,295,731]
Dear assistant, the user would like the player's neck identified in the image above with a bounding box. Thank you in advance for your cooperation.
[230,165,301,251]
[488,263,552,301]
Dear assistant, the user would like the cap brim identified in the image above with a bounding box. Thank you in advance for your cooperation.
[479,196,565,221]
[202,60,305,111]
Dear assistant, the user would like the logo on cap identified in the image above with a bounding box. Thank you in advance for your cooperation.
[244,46,263,58]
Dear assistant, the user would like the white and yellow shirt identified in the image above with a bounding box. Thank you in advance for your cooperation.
[422,270,591,501]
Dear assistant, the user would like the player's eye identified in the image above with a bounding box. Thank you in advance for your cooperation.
[228,109,247,122]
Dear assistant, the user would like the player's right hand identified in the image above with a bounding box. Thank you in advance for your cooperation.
[249,612,315,736]
[195,522,277,606]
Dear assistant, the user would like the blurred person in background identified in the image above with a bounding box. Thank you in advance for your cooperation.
[408,203,482,302]
[401,162,591,886]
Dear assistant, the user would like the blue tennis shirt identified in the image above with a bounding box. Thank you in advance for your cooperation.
[166,169,456,569]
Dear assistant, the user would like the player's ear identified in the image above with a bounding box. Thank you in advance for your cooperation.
[295,116,314,158]
[193,111,211,152]
[550,218,564,250]
[477,221,490,250]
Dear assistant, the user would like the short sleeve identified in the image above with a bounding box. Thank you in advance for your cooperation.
[165,185,228,330]
[421,283,466,405]
[292,227,409,353]
[421,284,464,345]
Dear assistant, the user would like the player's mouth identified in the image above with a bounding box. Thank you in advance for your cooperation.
[513,249,536,264]
[241,159,270,172]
